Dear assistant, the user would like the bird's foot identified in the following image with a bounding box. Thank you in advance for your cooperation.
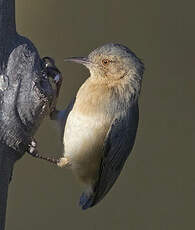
[27,138,60,165]
[42,56,63,91]
[57,157,71,168]
[42,56,63,119]
[28,138,37,155]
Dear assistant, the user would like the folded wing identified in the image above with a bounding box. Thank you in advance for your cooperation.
[80,101,139,209]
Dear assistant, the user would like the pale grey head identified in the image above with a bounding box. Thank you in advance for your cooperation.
[64,43,144,81]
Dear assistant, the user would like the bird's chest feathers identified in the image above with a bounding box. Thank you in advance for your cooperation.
[73,77,133,117]
[64,109,110,159]
[63,78,130,158]
[73,80,112,116]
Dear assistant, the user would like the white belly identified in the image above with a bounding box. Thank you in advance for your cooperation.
[63,110,110,185]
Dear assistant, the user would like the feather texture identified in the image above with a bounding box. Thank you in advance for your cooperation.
[79,101,139,209]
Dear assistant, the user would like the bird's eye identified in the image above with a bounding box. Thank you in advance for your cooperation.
[102,59,111,66]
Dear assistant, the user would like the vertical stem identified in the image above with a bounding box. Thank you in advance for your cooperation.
[0,0,16,39]
[0,1,17,229]
[0,145,16,230]
[0,1,54,229]
[0,0,16,66]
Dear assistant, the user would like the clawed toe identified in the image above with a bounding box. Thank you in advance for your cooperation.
[28,138,37,154]
[57,157,70,168]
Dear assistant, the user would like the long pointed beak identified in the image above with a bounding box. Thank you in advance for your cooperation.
[64,57,91,66]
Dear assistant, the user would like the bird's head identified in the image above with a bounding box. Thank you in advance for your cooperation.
[64,43,144,82]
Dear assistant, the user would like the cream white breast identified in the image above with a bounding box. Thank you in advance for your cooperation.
[62,78,113,185]
[63,110,110,185]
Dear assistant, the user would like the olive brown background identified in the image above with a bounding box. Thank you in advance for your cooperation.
[6,0,195,229]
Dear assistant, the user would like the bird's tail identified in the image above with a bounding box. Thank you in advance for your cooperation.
[79,192,95,210]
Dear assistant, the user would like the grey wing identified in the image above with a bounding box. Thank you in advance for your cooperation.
[54,98,75,139]
[79,101,139,209]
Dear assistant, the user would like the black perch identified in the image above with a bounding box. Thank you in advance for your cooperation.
[0,0,61,229]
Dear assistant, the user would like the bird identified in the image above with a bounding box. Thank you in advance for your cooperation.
[29,43,144,210]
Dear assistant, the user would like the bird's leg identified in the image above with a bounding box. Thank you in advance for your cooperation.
[27,138,60,166]
[49,109,60,121]
[27,138,71,168]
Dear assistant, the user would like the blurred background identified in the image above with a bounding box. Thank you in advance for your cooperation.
[6,0,195,229]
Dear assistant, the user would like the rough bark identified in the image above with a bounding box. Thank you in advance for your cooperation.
[0,0,55,229]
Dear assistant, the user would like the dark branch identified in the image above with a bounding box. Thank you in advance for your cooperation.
[0,0,16,67]
[0,0,16,37]
[0,2,17,229]
[0,145,20,230]
[0,1,56,229]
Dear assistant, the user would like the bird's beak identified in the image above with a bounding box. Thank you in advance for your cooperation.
[64,57,91,67]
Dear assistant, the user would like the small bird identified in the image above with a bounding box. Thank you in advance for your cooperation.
[29,43,144,210]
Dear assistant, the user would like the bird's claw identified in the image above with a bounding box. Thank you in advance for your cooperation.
[28,138,37,155]
[42,56,63,94]
[27,137,60,165]
[42,56,63,117]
